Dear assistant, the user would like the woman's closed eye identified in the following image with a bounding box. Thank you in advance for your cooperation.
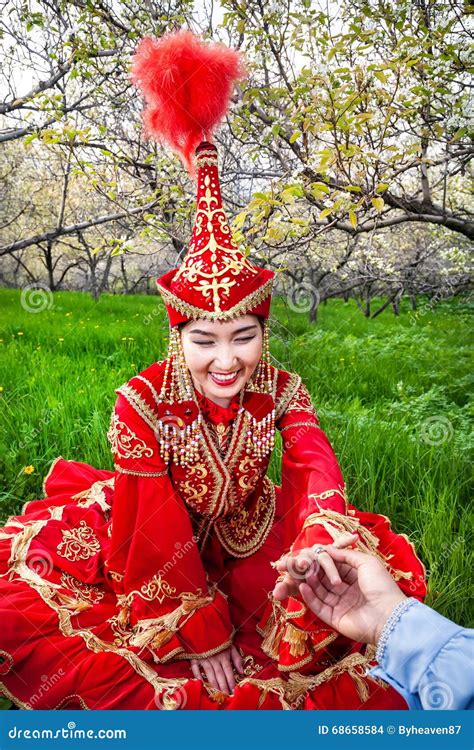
[192,336,256,346]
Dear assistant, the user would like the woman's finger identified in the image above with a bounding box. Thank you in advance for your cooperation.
[332,533,359,549]
[231,645,245,675]
[271,554,290,571]
[190,660,202,682]
[212,660,231,694]
[316,551,342,585]
[202,660,218,691]
[272,574,299,600]
[220,654,236,693]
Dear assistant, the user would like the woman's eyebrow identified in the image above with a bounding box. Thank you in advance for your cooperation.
[189,325,257,337]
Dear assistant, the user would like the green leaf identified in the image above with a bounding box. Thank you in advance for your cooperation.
[371,197,385,212]
[290,217,309,226]
[375,183,389,193]
[232,211,248,230]
[289,130,302,143]
[319,207,332,219]
[310,181,330,195]
[281,185,305,201]
[374,70,388,83]
[349,209,357,229]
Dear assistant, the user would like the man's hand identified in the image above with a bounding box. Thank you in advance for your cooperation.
[298,546,407,645]
[190,645,244,695]
[271,532,359,601]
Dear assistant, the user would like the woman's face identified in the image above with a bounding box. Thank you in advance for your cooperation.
[180,314,263,407]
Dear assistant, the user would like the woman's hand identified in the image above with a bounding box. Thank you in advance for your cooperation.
[190,645,244,695]
[271,532,359,601]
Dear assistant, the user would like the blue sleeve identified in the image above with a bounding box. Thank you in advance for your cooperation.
[368,599,474,710]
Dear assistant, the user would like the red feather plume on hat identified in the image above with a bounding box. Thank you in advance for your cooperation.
[130,29,274,325]
[130,29,246,176]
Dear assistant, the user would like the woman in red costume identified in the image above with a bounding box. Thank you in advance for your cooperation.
[0,31,425,710]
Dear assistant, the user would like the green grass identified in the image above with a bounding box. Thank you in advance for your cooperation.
[0,289,472,629]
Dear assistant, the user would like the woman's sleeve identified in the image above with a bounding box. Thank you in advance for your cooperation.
[258,377,374,670]
[105,389,233,663]
[276,377,355,552]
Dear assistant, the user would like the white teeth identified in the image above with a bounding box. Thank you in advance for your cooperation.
[210,371,238,382]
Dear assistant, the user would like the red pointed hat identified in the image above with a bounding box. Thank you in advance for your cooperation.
[131,29,275,326]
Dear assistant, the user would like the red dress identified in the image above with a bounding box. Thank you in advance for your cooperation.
[0,361,426,710]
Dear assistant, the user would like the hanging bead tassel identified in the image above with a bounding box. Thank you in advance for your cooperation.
[246,318,276,462]
[156,325,203,467]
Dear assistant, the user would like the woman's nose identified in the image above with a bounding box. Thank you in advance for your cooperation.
[213,347,238,370]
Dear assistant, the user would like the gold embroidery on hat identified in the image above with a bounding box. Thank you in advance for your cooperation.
[174,173,258,312]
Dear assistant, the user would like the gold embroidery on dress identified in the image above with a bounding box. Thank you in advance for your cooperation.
[56,520,100,562]
[115,383,159,432]
[206,422,232,455]
[126,574,177,606]
[71,478,114,513]
[60,572,105,604]
[275,372,301,420]
[237,455,262,492]
[308,488,348,513]
[54,694,90,710]
[214,476,276,558]
[107,612,134,648]
[107,413,154,460]
[284,382,318,418]
[280,420,319,434]
[114,465,167,477]
[0,649,14,675]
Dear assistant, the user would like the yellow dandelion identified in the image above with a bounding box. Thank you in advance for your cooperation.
[23,465,35,475]
[90,368,96,372]
[18,331,24,336]
[0,386,4,392]
[58,337,64,342]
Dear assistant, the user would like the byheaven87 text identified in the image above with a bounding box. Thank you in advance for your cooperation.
[316,725,463,737]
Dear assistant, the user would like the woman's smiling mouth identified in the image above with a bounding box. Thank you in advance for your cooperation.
[208,370,241,386]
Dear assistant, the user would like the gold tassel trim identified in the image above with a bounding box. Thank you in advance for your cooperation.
[117,604,131,628]
[302,508,415,581]
[282,623,308,658]
[129,592,214,650]
[260,610,284,659]
[54,590,92,613]
[285,651,377,708]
